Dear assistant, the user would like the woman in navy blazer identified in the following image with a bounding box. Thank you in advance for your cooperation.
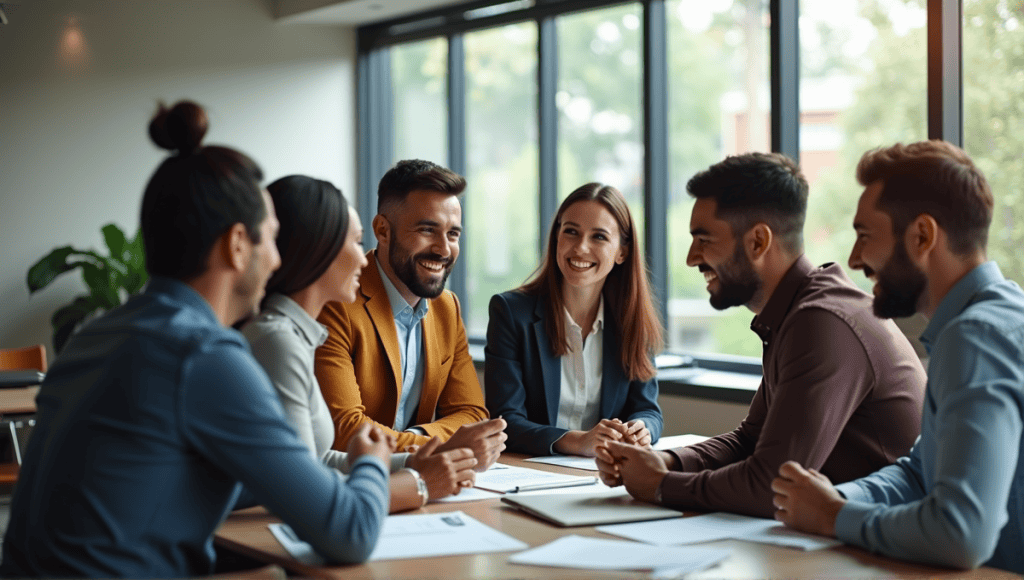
[485,183,665,456]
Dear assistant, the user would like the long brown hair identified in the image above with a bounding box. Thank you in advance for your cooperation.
[520,183,663,381]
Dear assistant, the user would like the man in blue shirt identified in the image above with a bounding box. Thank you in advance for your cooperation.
[771,140,1024,574]
[0,101,392,577]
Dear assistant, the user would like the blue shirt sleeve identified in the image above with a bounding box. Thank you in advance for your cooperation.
[833,320,1024,570]
[179,341,389,564]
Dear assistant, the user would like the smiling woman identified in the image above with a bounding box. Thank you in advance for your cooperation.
[484,182,664,457]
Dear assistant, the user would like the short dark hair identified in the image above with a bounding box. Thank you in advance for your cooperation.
[141,101,266,280]
[376,159,466,214]
[857,140,993,255]
[686,152,808,254]
[264,175,350,297]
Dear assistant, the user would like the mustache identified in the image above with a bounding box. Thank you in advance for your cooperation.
[415,252,453,267]
[697,265,712,273]
[862,266,876,278]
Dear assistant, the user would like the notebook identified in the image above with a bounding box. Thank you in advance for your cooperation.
[501,487,683,527]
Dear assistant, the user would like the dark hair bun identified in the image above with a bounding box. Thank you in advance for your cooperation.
[149,100,209,155]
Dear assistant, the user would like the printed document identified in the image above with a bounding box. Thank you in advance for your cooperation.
[598,512,841,550]
[509,535,730,576]
[523,433,710,472]
[473,462,597,493]
[270,511,527,564]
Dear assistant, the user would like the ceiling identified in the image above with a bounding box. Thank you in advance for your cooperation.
[274,0,468,25]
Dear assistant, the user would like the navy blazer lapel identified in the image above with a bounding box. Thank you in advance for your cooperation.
[533,297,562,425]
[601,317,626,419]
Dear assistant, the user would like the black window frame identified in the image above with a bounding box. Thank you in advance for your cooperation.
[356,0,963,379]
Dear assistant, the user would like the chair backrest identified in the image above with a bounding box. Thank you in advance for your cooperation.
[0,344,47,372]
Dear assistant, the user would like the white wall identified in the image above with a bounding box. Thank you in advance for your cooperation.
[0,0,357,359]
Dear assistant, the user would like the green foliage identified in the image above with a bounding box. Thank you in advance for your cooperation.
[27,224,148,353]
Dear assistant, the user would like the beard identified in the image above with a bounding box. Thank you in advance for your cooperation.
[389,240,453,299]
[705,243,762,311]
[870,242,927,319]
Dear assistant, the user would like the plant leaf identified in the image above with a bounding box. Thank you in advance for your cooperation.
[80,263,120,309]
[26,246,77,292]
[102,223,127,262]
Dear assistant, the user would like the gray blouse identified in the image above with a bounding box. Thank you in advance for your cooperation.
[242,293,409,473]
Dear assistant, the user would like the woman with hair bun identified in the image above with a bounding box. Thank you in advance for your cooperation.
[0,100,395,577]
[485,182,664,457]
[242,175,477,511]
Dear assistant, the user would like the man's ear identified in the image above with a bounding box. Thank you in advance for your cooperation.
[222,223,251,273]
[372,214,390,248]
[746,223,773,262]
[905,213,939,261]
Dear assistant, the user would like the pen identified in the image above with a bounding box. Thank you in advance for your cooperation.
[509,477,598,493]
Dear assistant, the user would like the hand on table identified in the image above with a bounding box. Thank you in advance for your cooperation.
[771,461,845,537]
[595,440,669,503]
[407,436,477,499]
[436,417,507,472]
[621,419,652,447]
[553,419,627,457]
[347,423,393,465]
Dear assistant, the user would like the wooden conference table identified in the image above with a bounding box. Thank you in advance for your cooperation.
[215,450,1016,579]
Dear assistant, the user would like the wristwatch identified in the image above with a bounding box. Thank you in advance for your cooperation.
[404,468,429,507]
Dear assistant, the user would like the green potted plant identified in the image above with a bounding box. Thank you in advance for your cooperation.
[26,224,148,353]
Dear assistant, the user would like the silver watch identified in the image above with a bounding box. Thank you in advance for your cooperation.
[404,468,429,506]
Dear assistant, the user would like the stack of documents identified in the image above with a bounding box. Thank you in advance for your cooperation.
[473,462,597,493]
[598,511,841,551]
[270,511,527,565]
[509,535,730,578]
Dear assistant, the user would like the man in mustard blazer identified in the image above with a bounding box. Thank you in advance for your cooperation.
[315,160,505,470]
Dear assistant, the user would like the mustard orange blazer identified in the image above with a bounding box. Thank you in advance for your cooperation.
[314,251,489,450]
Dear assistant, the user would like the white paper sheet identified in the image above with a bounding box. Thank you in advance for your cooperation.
[431,486,502,503]
[473,462,597,493]
[508,535,730,575]
[521,434,711,472]
[598,511,841,551]
[270,511,527,563]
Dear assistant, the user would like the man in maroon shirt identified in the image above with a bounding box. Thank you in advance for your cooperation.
[596,152,926,518]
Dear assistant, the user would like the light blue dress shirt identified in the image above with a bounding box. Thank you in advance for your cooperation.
[376,257,428,432]
[834,261,1024,573]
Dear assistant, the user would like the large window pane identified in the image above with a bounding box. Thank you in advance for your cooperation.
[799,0,926,270]
[964,0,1024,287]
[464,22,539,335]
[557,4,644,240]
[391,37,448,165]
[666,0,770,357]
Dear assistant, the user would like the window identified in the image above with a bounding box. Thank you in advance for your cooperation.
[463,22,539,335]
[964,0,1024,287]
[557,4,644,241]
[359,0,993,366]
[391,37,448,165]
[666,0,770,357]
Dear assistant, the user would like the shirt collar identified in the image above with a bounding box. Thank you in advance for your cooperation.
[145,276,220,326]
[920,261,1004,353]
[563,295,605,334]
[750,255,814,344]
[375,254,429,322]
[262,293,329,348]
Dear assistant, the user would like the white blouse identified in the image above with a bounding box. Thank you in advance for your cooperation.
[555,298,604,432]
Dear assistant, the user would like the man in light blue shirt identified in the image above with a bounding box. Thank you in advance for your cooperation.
[377,257,428,431]
[771,140,1024,574]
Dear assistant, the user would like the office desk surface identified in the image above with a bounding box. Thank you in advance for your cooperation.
[0,386,38,415]
[215,455,1016,579]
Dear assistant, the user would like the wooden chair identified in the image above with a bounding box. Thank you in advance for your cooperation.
[0,344,47,373]
[0,344,47,486]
